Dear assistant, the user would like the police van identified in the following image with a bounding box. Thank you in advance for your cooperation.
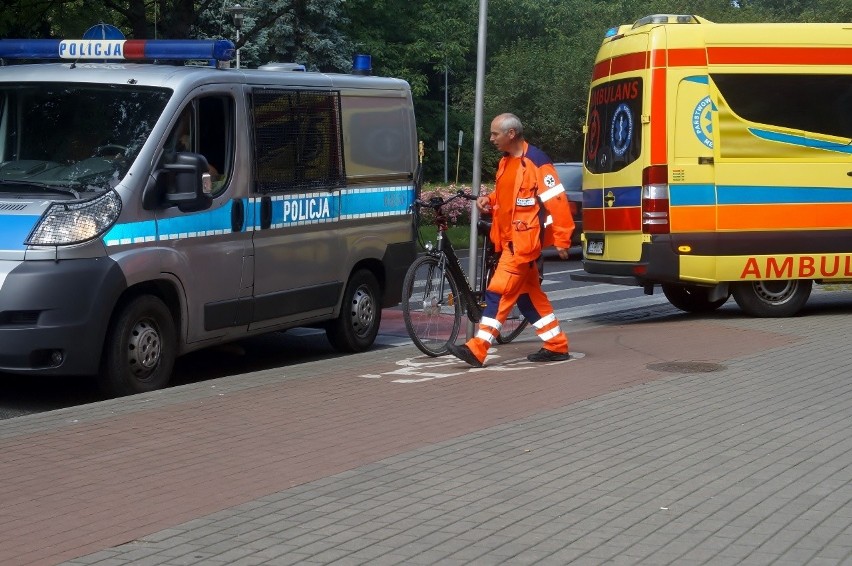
[0,38,419,396]
[572,14,852,317]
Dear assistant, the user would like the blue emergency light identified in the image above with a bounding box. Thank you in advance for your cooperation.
[0,38,235,63]
[352,54,372,76]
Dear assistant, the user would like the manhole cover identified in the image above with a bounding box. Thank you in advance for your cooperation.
[647,361,724,373]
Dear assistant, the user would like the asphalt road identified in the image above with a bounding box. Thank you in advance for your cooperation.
[0,257,583,418]
[4,256,850,419]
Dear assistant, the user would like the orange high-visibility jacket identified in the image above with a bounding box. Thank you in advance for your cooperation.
[486,141,575,262]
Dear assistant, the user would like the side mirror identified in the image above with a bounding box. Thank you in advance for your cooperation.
[142,152,213,212]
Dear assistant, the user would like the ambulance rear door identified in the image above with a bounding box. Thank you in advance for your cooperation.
[583,31,648,264]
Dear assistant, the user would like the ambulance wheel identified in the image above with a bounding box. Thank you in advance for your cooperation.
[731,279,812,318]
[326,269,381,353]
[99,295,176,397]
[661,284,729,313]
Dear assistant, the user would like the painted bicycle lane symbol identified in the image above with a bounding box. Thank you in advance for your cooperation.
[361,351,585,383]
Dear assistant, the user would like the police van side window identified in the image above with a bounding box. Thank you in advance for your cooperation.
[584,77,643,174]
[164,95,234,195]
[250,88,346,193]
[713,74,852,141]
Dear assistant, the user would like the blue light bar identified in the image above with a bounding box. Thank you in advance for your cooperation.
[0,39,235,62]
[352,54,372,76]
[604,27,619,38]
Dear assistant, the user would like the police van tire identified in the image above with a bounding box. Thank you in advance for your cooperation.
[661,284,729,313]
[326,269,381,353]
[98,295,176,397]
[731,279,812,318]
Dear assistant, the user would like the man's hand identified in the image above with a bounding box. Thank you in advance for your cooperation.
[556,246,569,260]
[476,195,492,214]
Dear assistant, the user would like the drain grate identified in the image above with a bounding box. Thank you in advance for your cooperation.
[647,361,724,373]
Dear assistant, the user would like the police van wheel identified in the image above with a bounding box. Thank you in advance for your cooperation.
[326,269,381,353]
[661,284,729,313]
[731,279,812,318]
[99,295,176,397]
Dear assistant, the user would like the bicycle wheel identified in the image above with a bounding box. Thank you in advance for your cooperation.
[401,255,463,356]
[482,262,530,344]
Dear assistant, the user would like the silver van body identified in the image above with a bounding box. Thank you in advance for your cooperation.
[0,56,418,395]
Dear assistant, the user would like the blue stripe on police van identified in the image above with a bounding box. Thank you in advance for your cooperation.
[103,219,158,245]
[340,186,413,219]
[670,184,716,206]
[103,186,412,246]
[103,201,239,246]
[266,193,339,228]
[0,215,40,250]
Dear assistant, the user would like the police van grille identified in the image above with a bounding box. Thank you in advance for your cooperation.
[0,202,27,211]
[251,89,346,193]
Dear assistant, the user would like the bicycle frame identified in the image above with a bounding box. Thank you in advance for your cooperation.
[426,218,486,325]
[403,190,530,357]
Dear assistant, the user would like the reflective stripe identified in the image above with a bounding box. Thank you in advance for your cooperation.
[539,184,565,202]
[480,316,502,331]
[538,326,562,341]
[476,329,496,343]
[544,214,553,227]
[533,313,556,329]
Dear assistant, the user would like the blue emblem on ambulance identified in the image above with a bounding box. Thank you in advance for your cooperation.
[610,103,633,157]
[692,96,714,149]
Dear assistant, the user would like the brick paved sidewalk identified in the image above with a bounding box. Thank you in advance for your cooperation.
[3,303,852,565]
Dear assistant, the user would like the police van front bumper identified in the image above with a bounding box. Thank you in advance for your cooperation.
[0,257,126,376]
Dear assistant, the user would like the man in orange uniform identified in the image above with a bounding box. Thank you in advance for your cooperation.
[447,113,575,367]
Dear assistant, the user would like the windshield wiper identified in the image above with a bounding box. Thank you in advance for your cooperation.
[0,180,81,199]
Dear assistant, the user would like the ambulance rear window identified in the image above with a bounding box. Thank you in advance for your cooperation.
[584,77,643,174]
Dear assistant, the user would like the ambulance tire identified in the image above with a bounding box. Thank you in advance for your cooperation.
[326,269,381,353]
[661,284,729,313]
[731,279,812,318]
[98,295,176,398]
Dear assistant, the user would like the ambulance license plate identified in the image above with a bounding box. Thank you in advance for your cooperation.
[587,240,604,255]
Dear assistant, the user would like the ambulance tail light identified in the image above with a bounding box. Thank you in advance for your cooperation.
[642,165,669,235]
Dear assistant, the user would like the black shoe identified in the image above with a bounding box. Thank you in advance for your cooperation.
[447,343,484,368]
[527,348,571,362]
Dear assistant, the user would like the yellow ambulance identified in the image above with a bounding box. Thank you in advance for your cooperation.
[571,14,852,317]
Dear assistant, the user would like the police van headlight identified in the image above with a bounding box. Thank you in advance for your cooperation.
[26,190,122,246]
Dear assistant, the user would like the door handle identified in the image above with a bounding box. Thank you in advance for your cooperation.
[231,198,244,232]
[260,196,272,230]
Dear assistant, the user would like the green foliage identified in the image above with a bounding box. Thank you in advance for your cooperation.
[6,0,848,184]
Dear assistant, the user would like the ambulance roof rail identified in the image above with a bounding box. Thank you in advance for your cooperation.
[0,38,235,66]
[632,14,701,29]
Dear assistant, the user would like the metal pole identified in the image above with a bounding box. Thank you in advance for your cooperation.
[466,0,487,339]
[235,28,240,69]
[444,66,449,184]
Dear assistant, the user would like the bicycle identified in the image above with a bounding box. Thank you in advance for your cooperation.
[401,190,530,357]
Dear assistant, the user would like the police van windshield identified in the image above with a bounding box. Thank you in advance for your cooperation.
[0,83,170,195]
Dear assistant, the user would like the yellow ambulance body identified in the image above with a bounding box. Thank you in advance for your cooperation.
[572,14,852,316]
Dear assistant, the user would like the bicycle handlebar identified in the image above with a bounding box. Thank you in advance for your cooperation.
[412,190,477,211]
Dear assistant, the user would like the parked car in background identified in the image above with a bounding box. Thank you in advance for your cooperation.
[553,162,583,254]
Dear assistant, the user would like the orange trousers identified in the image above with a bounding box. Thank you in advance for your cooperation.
[464,250,568,363]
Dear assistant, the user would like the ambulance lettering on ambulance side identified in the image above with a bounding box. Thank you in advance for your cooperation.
[572,14,852,317]
[0,38,419,396]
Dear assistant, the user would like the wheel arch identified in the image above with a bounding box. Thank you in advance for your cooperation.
[102,277,185,359]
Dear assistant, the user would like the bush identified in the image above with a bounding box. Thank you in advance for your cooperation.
[419,182,493,226]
